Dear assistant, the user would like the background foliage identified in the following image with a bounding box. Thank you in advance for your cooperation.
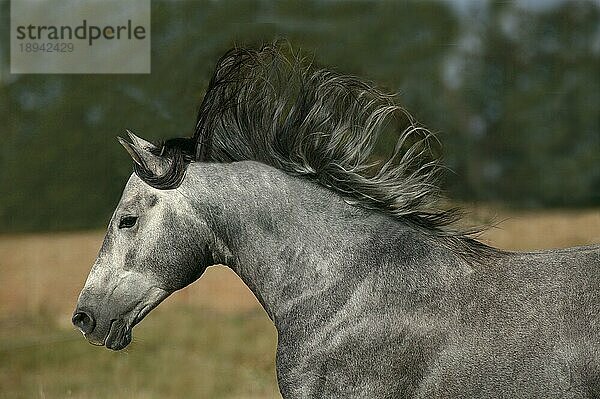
[0,0,599,232]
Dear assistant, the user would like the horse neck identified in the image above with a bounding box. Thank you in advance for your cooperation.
[182,161,473,327]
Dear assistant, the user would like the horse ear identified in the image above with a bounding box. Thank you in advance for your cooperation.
[126,129,158,152]
[117,136,172,177]
[118,137,145,166]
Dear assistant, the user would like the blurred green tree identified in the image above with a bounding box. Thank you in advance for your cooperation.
[0,0,598,232]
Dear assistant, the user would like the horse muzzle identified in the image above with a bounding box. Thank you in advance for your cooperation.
[73,273,171,350]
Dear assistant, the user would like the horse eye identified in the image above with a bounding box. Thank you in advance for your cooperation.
[118,216,138,229]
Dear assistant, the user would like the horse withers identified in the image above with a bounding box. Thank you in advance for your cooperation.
[73,46,600,398]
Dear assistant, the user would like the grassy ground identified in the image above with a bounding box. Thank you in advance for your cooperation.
[1,207,599,398]
[1,308,277,399]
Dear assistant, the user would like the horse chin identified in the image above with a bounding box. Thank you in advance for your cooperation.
[101,291,169,351]
[104,319,133,351]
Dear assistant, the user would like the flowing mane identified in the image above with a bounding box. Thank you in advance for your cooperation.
[137,45,491,256]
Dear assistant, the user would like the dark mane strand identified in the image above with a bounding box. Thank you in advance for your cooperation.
[133,138,195,190]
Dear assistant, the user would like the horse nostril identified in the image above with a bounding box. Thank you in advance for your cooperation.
[72,311,96,334]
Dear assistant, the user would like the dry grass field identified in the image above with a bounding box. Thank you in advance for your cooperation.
[1,207,599,398]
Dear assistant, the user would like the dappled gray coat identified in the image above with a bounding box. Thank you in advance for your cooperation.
[73,45,600,398]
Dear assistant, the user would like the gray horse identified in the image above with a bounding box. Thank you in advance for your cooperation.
[73,46,600,398]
